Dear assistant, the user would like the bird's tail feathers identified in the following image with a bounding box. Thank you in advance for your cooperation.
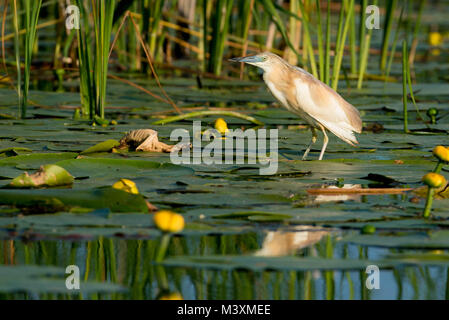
[320,121,359,146]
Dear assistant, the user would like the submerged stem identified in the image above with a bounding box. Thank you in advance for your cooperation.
[155,234,171,262]
[423,187,435,218]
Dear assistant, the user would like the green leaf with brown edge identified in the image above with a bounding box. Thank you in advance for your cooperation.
[8,164,74,188]
[0,187,149,213]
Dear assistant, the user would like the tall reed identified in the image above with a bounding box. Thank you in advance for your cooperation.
[206,0,234,76]
[298,0,318,78]
[331,0,354,90]
[13,0,42,119]
[408,0,426,65]
[93,0,116,119]
[357,0,377,89]
[384,5,404,82]
[402,39,409,133]
[76,0,116,119]
[380,0,397,71]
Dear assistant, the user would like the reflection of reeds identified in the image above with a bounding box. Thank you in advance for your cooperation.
[0,237,444,299]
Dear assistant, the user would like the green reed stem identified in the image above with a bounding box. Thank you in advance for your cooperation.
[409,0,426,65]
[423,187,435,218]
[149,0,164,59]
[402,40,409,133]
[384,6,404,81]
[298,0,317,78]
[13,0,42,119]
[152,110,264,126]
[332,0,354,91]
[260,0,301,62]
[208,0,233,76]
[76,0,115,119]
[76,0,94,118]
[434,162,444,174]
[380,0,397,71]
[348,0,357,75]
[324,0,331,85]
[155,234,171,262]
[313,0,324,81]
[406,54,427,125]
[357,0,377,89]
[12,0,21,117]
[358,0,367,66]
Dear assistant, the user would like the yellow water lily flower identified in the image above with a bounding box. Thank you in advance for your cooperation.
[214,118,229,135]
[429,32,443,46]
[433,146,449,163]
[112,178,139,194]
[159,292,183,300]
[153,210,185,233]
[422,172,446,188]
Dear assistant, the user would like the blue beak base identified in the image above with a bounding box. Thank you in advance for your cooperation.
[229,56,262,63]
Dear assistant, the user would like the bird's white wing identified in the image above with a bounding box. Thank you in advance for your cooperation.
[292,72,362,145]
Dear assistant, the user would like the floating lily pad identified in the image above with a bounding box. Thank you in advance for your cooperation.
[80,139,120,154]
[0,187,149,213]
[0,265,124,294]
[162,255,398,271]
[8,164,74,188]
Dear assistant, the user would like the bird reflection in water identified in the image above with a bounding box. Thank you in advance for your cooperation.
[255,226,330,257]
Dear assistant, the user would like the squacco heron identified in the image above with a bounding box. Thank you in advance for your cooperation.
[230,52,362,160]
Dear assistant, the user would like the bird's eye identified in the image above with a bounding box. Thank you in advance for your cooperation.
[262,56,267,61]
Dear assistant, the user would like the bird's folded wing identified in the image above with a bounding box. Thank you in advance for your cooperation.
[293,76,362,134]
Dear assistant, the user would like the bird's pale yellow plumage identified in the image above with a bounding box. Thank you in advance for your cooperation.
[230,52,363,160]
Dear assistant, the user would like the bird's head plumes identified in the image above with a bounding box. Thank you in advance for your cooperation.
[229,52,279,72]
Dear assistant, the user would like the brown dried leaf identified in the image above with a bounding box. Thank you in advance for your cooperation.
[119,129,186,153]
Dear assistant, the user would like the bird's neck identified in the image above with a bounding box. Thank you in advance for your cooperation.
[262,62,291,89]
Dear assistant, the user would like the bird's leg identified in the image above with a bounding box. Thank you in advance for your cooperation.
[302,127,317,160]
[318,124,329,161]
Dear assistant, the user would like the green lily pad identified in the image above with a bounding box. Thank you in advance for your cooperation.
[0,187,149,213]
[80,139,120,154]
[8,164,74,188]
[0,265,124,294]
[162,255,398,271]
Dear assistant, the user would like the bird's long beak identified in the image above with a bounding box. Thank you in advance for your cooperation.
[229,55,262,63]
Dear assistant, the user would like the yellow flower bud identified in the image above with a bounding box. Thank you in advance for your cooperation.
[154,210,185,233]
[422,173,446,188]
[429,32,443,46]
[433,146,449,163]
[112,179,139,194]
[214,118,229,135]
